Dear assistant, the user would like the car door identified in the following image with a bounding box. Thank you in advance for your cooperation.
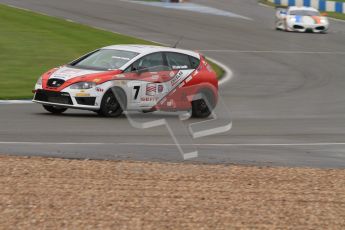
[162,52,197,109]
[124,52,170,109]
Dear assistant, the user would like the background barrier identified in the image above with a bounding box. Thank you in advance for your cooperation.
[268,0,345,13]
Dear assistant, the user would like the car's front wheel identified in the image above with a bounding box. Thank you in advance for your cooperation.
[98,90,125,117]
[43,105,67,114]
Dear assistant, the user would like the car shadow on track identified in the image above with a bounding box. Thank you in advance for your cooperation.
[34,111,190,119]
[33,111,212,124]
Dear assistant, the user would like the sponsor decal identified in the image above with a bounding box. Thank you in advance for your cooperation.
[167,99,174,107]
[160,97,167,105]
[171,71,184,87]
[140,96,158,102]
[111,56,130,61]
[51,67,100,80]
[151,75,159,80]
[95,87,104,92]
[185,75,193,83]
[93,78,101,83]
[169,71,175,78]
[116,74,126,78]
[158,85,164,93]
[146,84,157,96]
[53,76,66,79]
[76,93,90,97]
[172,65,188,69]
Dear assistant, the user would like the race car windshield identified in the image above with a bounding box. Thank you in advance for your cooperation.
[71,49,139,70]
[289,10,320,16]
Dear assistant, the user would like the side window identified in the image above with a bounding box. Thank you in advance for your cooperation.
[166,52,194,70]
[138,52,164,70]
[125,52,167,73]
[189,56,200,69]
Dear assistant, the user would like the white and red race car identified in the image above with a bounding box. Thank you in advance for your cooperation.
[275,6,329,33]
[33,45,218,118]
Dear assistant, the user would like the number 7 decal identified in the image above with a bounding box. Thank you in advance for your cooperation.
[133,86,140,100]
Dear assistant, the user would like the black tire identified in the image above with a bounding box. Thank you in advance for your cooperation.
[98,89,125,117]
[191,90,215,118]
[43,105,67,114]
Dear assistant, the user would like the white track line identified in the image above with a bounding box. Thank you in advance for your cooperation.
[199,50,345,55]
[0,142,345,147]
[330,17,345,23]
[0,100,32,104]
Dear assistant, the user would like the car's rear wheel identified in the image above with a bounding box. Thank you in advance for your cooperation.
[98,89,125,117]
[43,105,67,114]
[191,90,215,118]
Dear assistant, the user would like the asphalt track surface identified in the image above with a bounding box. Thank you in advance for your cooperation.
[1,0,345,168]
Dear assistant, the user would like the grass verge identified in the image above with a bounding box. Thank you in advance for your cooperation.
[208,59,225,79]
[327,11,345,20]
[0,4,225,100]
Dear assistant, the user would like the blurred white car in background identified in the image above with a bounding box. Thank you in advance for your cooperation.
[275,6,329,33]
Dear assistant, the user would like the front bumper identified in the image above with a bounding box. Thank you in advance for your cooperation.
[287,23,328,33]
[33,89,101,110]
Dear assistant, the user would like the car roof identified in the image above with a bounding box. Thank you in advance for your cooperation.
[102,44,200,59]
[289,6,318,12]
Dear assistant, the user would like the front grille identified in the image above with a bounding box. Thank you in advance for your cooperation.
[75,97,96,106]
[34,90,73,105]
[47,78,65,88]
[293,25,304,29]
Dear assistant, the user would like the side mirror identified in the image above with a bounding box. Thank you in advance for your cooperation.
[137,66,148,74]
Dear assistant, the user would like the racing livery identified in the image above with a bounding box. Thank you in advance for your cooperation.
[33,45,218,118]
[275,6,329,33]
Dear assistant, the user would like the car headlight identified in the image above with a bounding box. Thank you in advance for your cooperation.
[289,17,296,23]
[70,82,96,89]
[320,18,327,24]
[36,77,42,86]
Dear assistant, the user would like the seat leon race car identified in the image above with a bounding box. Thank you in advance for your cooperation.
[33,45,218,118]
[275,6,329,33]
